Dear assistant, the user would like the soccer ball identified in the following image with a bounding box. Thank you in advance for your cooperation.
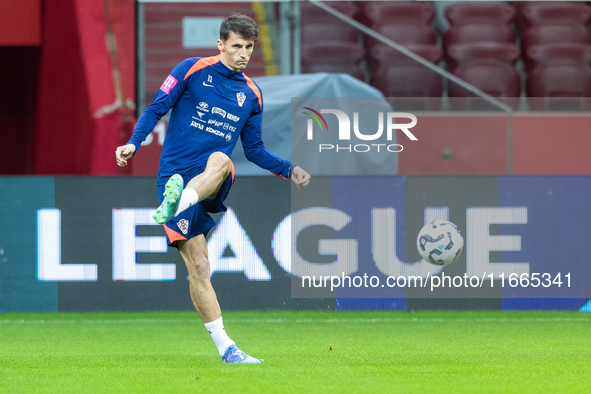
[416,220,464,266]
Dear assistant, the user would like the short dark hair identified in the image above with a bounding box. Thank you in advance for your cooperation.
[220,13,259,42]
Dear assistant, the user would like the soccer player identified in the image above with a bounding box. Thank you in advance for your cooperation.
[115,14,310,363]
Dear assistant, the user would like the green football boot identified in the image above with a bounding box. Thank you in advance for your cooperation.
[153,174,184,224]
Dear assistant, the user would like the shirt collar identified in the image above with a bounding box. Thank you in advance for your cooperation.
[212,59,243,79]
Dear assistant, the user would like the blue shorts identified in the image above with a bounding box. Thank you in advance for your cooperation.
[160,160,234,247]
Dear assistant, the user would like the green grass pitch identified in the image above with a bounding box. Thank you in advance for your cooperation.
[1,310,589,393]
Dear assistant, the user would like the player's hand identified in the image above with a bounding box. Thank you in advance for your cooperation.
[291,166,311,189]
[115,144,136,167]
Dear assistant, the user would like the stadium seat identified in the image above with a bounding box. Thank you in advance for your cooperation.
[513,1,580,18]
[443,23,516,50]
[522,24,591,50]
[448,59,521,109]
[301,42,365,71]
[446,42,520,71]
[445,2,515,26]
[527,63,591,97]
[366,24,437,50]
[517,2,591,31]
[371,64,443,110]
[367,43,442,72]
[360,1,435,27]
[300,1,358,24]
[367,42,442,108]
[525,43,591,71]
[527,63,591,110]
[370,63,442,98]
[301,22,358,44]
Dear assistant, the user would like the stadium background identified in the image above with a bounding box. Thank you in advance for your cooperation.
[1,0,591,313]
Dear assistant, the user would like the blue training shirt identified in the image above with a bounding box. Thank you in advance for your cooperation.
[127,55,292,185]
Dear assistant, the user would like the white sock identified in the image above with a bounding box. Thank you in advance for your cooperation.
[174,189,199,217]
[204,317,235,356]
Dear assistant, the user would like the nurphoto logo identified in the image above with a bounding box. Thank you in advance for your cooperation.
[302,107,418,153]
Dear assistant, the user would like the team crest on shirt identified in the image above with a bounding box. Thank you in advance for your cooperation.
[177,219,189,235]
[237,92,246,107]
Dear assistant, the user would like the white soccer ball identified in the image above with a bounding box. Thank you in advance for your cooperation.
[416,220,464,266]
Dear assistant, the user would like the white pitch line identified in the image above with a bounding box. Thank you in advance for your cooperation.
[0,317,589,324]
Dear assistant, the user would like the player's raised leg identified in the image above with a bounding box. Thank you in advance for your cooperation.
[183,151,233,204]
[178,234,261,363]
[154,152,233,225]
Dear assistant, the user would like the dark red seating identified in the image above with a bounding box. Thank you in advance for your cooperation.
[300,1,358,24]
[446,42,520,71]
[443,23,516,50]
[514,1,579,23]
[513,1,579,15]
[301,42,365,72]
[370,64,442,98]
[301,22,358,44]
[367,43,442,72]
[517,2,591,30]
[367,24,437,50]
[449,59,521,108]
[527,63,591,97]
[361,1,435,27]
[527,63,591,110]
[300,2,362,75]
[525,43,591,70]
[522,24,591,49]
[445,2,515,26]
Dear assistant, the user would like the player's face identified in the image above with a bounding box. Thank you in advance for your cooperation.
[217,31,254,72]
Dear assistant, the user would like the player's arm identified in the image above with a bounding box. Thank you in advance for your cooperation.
[240,110,311,189]
[115,58,195,166]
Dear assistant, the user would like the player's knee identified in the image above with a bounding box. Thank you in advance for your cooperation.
[186,256,211,278]
[208,152,232,175]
